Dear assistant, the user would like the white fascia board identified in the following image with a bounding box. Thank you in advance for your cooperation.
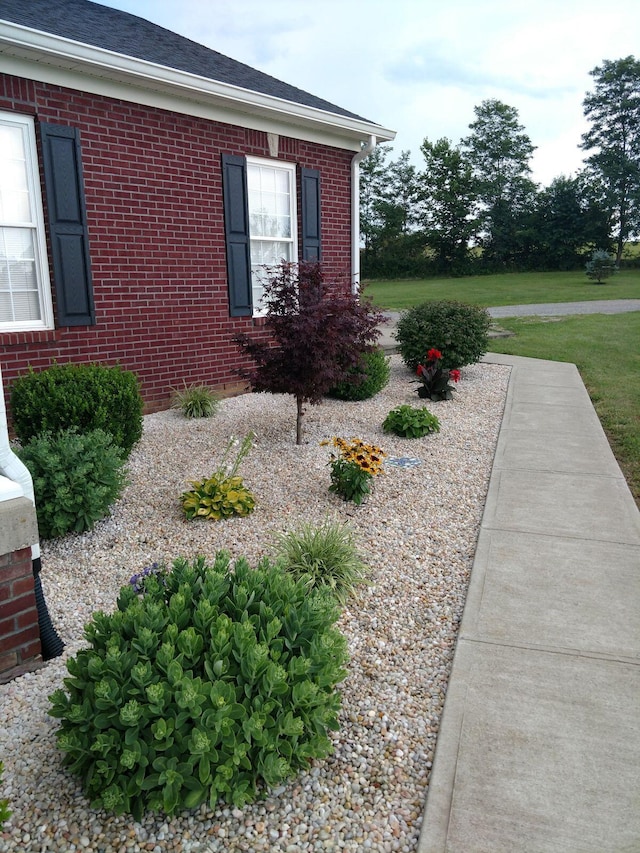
[0,21,396,151]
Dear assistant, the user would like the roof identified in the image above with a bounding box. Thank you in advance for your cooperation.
[0,0,370,124]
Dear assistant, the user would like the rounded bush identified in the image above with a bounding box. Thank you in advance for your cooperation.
[48,553,348,817]
[327,348,390,401]
[10,362,143,457]
[17,428,127,540]
[395,300,490,371]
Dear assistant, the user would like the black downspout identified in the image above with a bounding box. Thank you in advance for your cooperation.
[32,557,64,661]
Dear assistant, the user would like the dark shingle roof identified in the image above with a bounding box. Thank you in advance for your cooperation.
[0,0,367,121]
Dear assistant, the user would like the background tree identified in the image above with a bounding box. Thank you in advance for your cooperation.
[418,137,478,274]
[581,56,640,262]
[462,99,537,268]
[235,263,383,445]
[531,174,612,269]
[359,144,390,261]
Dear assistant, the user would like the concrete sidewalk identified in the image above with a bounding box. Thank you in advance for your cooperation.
[417,353,640,853]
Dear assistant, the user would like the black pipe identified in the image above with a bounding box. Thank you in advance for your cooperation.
[32,557,64,661]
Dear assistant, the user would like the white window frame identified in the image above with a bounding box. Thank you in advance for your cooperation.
[246,156,298,317]
[0,112,54,332]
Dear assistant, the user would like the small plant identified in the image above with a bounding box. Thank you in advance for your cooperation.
[10,362,143,457]
[48,553,348,817]
[328,348,390,401]
[585,249,617,283]
[395,300,490,372]
[321,437,386,505]
[415,348,461,401]
[17,428,127,539]
[0,760,11,830]
[181,433,256,520]
[383,404,441,438]
[271,519,369,604]
[129,563,166,594]
[171,382,220,419]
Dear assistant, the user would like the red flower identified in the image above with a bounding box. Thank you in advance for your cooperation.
[416,364,425,376]
[427,348,442,361]
[450,369,461,383]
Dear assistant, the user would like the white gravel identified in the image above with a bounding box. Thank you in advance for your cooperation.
[0,354,510,853]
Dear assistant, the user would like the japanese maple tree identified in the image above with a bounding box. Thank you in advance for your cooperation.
[235,262,384,444]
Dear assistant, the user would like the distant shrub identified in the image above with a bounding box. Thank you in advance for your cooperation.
[171,382,220,418]
[328,348,390,401]
[585,249,617,283]
[18,428,127,540]
[272,519,369,604]
[49,553,348,817]
[10,362,143,457]
[395,300,490,371]
[382,404,441,438]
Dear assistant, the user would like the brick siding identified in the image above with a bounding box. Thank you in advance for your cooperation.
[0,74,354,415]
[0,547,41,679]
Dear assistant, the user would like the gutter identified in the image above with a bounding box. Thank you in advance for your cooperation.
[351,135,377,294]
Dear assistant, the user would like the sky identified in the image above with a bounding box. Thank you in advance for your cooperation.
[100,0,640,188]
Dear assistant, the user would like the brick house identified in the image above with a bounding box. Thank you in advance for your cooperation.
[0,0,395,413]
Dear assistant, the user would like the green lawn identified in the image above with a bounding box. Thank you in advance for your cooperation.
[489,313,640,506]
[365,269,640,310]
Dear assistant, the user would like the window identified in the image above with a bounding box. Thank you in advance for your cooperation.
[0,113,53,331]
[221,154,320,318]
[247,158,297,314]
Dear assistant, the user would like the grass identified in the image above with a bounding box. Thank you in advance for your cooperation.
[364,269,640,310]
[488,313,640,506]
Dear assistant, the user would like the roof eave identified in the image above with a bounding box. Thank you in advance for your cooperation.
[0,20,396,147]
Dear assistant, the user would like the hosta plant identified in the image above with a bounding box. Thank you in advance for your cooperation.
[49,553,348,817]
[181,433,255,520]
[271,519,369,604]
[382,404,441,438]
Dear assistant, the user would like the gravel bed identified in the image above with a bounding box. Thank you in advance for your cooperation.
[0,355,510,853]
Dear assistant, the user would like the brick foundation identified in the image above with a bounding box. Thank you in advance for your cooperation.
[0,499,42,683]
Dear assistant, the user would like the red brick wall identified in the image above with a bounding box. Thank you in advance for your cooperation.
[0,546,41,679]
[0,74,354,413]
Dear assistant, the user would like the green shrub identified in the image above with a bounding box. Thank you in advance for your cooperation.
[18,428,127,540]
[10,362,143,457]
[585,249,617,283]
[395,300,490,371]
[48,553,348,817]
[382,404,441,438]
[272,519,368,604]
[328,348,390,401]
[0,760,10,830]
[171,382,220,418]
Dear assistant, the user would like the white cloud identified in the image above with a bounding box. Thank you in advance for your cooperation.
[102,0,640,186]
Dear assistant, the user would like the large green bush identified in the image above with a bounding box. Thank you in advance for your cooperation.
[10,362,143,457]
[18,428,127,540]
[48,553,348,817]
[395,300,490,371]
[327,348,390,401]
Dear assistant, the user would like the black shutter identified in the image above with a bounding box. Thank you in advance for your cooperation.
[221,154,252,317]
[40,123,95,326]
[300,168,321,261]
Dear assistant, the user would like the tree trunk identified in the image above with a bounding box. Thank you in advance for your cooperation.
[296,396,304,445]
